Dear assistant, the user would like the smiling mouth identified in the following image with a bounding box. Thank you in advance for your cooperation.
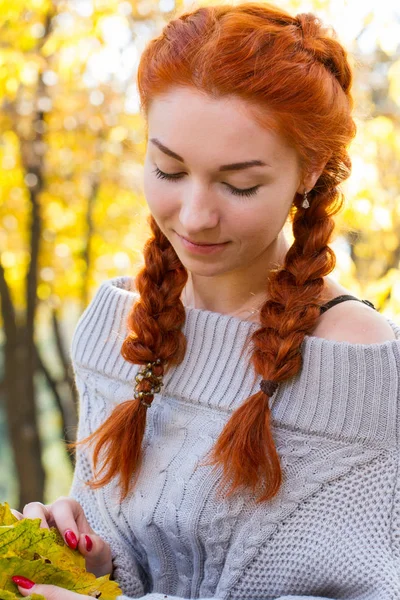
[176,233,228,246]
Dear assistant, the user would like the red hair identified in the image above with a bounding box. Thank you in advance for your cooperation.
[75,2,356,502]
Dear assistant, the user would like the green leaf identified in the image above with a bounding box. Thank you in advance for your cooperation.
[0,557,119,599]
[0,504,18,526]
[0,503,122,600]
[0,518,84,571]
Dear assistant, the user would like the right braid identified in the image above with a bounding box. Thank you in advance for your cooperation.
[202,183,343,503]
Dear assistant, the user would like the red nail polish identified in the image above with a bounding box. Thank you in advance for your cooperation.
[12,576,35,589]
[85,534,93,551]
[65,529,78,549]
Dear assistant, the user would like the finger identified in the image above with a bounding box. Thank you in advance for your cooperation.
[22,502,52,529]
[10,509,23,520]
[58,497,95,533]
[13,578,87,600]
[50,497,95,549]
[77,532,113,577]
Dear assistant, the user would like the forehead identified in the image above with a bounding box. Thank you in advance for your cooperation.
[146,87,297,167]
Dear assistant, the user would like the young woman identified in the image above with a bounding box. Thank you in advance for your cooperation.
[12,2,400,600]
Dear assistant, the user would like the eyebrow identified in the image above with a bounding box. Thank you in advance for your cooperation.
[149,138,270,172]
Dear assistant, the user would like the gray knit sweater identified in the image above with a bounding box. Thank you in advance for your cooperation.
[69,276,400,600]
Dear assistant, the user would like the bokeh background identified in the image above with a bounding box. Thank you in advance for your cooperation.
[1,0,400,511]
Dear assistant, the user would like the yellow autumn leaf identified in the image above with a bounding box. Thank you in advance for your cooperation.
[0,518,85,571]
[0,503,18,526]
[0,503,122,600]
[0,556,119,599]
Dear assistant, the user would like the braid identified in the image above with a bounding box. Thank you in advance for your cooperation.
[74,215,188,500]
[123,215,188,366]
[202,185,340,503]
[295,12,353,95]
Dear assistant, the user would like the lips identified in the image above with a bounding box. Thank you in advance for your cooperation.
[177,233,226,246]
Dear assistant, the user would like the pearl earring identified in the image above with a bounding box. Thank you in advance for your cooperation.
[302,190,310,209]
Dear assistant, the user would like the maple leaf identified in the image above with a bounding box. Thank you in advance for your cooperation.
[0,503,122,600]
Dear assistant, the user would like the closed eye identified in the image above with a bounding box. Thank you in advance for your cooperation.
[152,166,261,198]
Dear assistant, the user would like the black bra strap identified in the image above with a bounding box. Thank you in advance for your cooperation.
[320,294,376,314]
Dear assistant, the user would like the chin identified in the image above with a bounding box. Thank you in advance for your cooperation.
[178,259,232,278]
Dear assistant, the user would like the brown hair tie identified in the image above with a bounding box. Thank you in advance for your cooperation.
[260,379,279,396]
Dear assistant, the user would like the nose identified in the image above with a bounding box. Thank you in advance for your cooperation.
[178,182,219,234]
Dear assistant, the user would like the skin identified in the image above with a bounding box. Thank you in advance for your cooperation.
[143,86,323,322]
[15,583,91,599]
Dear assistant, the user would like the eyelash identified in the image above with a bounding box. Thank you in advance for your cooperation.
[152,167,260,198]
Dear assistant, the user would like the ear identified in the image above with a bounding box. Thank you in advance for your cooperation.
[298,170,323,194]
[296,154,331,194]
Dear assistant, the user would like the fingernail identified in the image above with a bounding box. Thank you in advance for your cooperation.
[12,576,35,589]
[65,529,78,549]
[85,534,93,551]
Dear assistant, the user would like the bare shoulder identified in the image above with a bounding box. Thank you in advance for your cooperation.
[312,279,396,344]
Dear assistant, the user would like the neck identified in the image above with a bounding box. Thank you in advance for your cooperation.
[181,233,290,321]
[182,285,263,321]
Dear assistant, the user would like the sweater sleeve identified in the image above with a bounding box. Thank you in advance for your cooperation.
[69,370,145,598]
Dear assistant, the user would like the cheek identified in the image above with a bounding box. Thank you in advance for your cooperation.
[230,204,280,243]
[143,173,177,220]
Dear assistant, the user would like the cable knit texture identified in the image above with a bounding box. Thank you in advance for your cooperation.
[69,276,400,600]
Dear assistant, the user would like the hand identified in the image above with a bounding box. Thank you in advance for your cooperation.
[13,497,112,578]
[12,576,91,600]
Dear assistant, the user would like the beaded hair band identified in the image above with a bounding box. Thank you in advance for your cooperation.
[134,358,164,408]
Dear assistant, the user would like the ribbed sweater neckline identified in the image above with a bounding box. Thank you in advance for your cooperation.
[71,276,400,447]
